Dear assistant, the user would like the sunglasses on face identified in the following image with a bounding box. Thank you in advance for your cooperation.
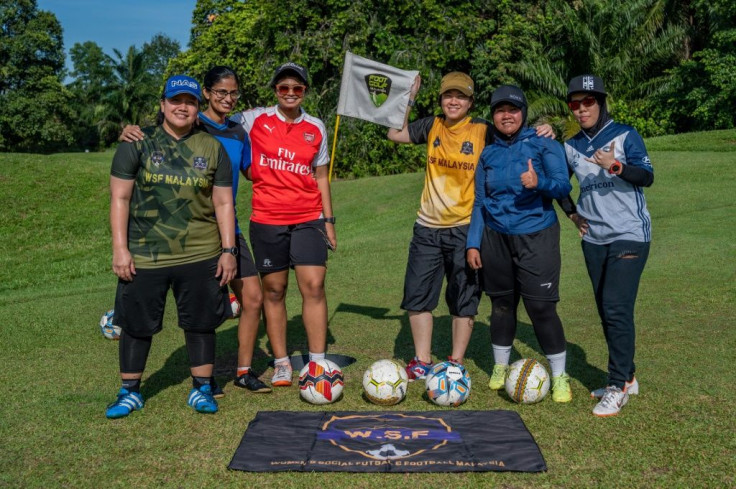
[568,96,597,111]
[276,84,306,97]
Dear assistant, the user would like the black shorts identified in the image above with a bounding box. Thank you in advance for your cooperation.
[235,233,258,279]
[249,219,329,273]
[401,223,481,317]
[113,256,230,336]
[479,222,561,301]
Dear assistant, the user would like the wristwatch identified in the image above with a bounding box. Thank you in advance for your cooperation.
[609,160,622,175]
[222,247,239,256]
[324,217,336,224]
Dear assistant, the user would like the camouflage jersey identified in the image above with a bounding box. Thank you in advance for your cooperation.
[111,125,232,268]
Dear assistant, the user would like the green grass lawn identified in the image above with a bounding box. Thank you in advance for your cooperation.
[1,130,735,488]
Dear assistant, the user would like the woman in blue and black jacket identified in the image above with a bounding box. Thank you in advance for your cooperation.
[466,85,573,403]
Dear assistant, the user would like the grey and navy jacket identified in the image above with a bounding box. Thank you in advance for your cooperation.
[564,120,653,244]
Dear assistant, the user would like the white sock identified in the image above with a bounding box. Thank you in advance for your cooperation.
[546,351,567,377]
[492,344,512,366]
[274,356,290,366]
[309,351,325,362]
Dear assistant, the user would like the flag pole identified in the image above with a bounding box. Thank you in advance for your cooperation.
[328,114,341,183]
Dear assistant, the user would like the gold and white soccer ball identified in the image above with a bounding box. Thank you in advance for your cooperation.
[362,359,408,405]
[505,358,550,404]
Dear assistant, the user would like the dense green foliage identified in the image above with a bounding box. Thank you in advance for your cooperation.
[2,132,735,487]
[0,0,74,152]
[1,0,734,167]
[169,0,735,176]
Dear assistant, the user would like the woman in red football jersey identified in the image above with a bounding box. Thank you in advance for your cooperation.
[233,62,335,387]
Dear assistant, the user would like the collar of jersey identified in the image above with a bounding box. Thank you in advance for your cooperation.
[198,111,229,131]
[441,115,471,131]
[273,105,305,124]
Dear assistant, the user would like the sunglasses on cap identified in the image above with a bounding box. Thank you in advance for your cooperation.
[276,84,306,96]
[567,96,597,111]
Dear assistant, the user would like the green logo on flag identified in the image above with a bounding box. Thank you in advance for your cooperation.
[365,74,392,107]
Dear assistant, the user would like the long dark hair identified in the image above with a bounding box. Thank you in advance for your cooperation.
[203,66,240,90]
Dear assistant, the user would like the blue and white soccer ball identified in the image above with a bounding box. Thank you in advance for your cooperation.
[425,361,471,407]
[99,309,121,340]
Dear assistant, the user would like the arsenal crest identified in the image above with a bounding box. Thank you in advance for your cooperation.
[304,132,315,143]
[365,74,392,107]
[433,137,441,148]
[193,156,207,170]
[460,141,474,155]
[151,151,165,167]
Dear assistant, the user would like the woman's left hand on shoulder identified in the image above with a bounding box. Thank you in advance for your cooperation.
[535,124,556,139]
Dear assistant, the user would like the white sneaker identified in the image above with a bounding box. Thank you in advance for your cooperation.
[271,362,293,387]
[591,377,638,399]
[593,386,629,417]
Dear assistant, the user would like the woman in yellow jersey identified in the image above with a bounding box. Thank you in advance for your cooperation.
[388,73,553,380]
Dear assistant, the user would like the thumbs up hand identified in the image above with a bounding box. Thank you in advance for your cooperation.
[521,159,538,189]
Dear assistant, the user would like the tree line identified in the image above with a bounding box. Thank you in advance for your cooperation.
[2,0,734,177]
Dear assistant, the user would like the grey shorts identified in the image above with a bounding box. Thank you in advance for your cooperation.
[401,223,480,317]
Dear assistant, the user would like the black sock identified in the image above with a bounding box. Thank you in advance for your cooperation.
[121,378,141,393]
[193,376,211,389]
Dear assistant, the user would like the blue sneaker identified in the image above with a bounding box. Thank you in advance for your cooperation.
[187,384,218,414]
[105,388,144,419]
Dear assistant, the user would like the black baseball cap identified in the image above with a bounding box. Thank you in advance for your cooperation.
[269,62,309,87]
[567,75,607,101]
[491,85,527,110]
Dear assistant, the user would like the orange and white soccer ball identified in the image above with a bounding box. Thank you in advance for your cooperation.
[505,358,550,404]
[298,359,344,404]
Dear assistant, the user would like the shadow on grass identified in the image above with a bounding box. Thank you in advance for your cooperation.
[514,320,607,392]
[142,308,340,401]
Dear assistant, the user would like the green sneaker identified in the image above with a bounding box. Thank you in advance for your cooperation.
[488,364,509,390]
[551,373,572,403]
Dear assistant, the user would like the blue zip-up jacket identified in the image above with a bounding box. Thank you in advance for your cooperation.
[467,127,571,247]
[199,112,252,235]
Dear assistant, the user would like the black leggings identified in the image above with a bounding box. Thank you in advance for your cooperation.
[489,293,566,355]
[119,330,216,373]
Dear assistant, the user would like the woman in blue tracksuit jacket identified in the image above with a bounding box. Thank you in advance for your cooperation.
[559,74,653,417]
[466,85,573,403]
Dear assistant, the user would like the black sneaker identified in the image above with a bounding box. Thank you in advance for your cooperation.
[211,378,225,399]
[234,372,272,393]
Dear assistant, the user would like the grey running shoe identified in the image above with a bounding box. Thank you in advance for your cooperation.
[593,386,629,417]
[591,377,638,399]
[271,362,293,387]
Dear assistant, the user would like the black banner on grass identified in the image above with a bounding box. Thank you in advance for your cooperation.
[229,410,546,473]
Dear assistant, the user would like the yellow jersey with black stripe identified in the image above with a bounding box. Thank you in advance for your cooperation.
[408,115,491,228]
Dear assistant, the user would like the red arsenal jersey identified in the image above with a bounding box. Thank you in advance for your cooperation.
[234,106,328,225]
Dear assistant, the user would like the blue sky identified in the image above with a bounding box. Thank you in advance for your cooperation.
[37,0,197,73]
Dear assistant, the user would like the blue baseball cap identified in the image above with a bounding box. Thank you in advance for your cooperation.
[163,75,201,101]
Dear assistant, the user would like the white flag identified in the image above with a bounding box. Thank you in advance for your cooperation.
[336,52,419,129]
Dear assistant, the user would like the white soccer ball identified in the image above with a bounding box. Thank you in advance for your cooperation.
[425,361,471,407]
[229,292,241,318]
[505,358,550,404]
[298,359,344,405]
[99,309,121,340]
[362,359,408,405]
